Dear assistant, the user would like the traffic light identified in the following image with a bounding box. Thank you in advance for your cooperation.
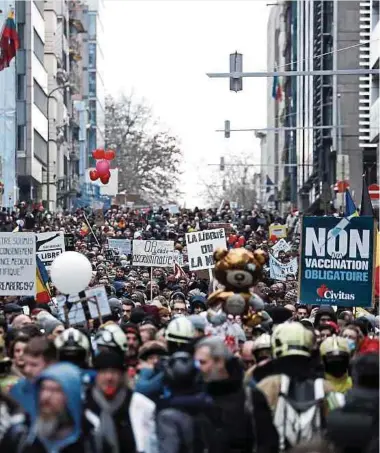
[220,157,225,171]
[224,120,230,138]
[229,52,243,92]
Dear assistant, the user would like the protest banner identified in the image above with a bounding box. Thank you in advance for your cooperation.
[208,222,234,234]
[269,255,298,281]
[186,228,227,271]
[271,238,291,257]
[299,216,376,307]
[269,223,287,239]
[0,232,36,296]
[132,240,174,268]
[64,234,75,251]
[108,238,132,256]
[36,232,65,269]
[85,286,111,319]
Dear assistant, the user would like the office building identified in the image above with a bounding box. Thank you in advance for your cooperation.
[266,4,287,212]
[86,0,106,169]
[276,0,365,212]
[369,0,379,181]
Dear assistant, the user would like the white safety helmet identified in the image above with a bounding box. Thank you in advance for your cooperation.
[95,322,128,354]
[165,317,196,344]
[54,327,91,366]
[252,333,271,352]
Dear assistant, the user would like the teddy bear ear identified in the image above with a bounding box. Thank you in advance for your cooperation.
[213,248,229,262]
[253,249,267,265]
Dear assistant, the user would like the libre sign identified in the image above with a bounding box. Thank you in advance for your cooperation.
[186,228,226,271]
[299,216,376,307]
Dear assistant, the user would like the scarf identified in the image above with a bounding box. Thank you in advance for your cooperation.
[91,386,127,453]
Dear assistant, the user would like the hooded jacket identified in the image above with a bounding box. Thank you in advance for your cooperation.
[5,363,106,453]
[314,306,337,327]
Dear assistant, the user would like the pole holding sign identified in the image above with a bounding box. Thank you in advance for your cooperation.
[299,216,376,307]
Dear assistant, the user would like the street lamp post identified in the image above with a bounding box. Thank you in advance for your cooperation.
[46,84,70,211]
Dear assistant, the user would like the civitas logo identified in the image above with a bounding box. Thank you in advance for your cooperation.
[316,284,355,301]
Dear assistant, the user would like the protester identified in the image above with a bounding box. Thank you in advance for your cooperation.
[0,202,377,453]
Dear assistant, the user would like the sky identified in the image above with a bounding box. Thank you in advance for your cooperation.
[103,0,270,207]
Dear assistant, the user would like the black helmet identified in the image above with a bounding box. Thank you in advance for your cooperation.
[164,351,197,391]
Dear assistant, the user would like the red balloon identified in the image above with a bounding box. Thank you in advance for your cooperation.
[89,170,99,181]
[92,148,105,160]
[237,236,246,247]
[104,149,116,160]
[96,159,110,177]
[100,172,110,184]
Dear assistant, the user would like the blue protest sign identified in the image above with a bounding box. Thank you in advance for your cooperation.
[299,216,375,307]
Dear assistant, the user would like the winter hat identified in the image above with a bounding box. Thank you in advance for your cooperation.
[94,350,125,371]
[3,303,23,314]
[170,292,186,302]
[42,317,63,335]
[188,314,207,332]
[138,340,167,360]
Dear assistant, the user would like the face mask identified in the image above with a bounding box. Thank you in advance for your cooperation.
[346,339,356,352]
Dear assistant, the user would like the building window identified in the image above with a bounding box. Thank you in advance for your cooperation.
[34,80,47,116]
[17,74,25,101]
[17,126,25,150]
[89,43,96,68]
[89,72,96,96]
[89,100,97,124]
[33,29,44,64]
[17,24,24,49]
[34,130,47,164]
[88,14,96,39]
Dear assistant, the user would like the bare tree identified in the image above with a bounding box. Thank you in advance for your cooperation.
[105,94,183,204]
[199,153,259,208]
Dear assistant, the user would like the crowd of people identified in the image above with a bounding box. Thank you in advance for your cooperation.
[0,203,378,453]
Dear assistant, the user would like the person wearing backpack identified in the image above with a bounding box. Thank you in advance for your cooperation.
[248,322,345,453]
[156,351,222,453]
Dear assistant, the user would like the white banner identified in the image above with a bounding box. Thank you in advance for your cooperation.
[0,233,36,296]
[269,255,298,281]
[185,228,226,271]
[132,240,174,268]
[36,232,65,270]
[107,238,131,255]
[271,238,291,257]
[85,285,111,319]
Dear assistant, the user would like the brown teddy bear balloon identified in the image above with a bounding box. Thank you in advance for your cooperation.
[207,247,267,326]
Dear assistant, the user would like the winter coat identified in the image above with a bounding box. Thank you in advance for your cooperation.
[1,363,107,453]
[156,392,222,453]
[326,387,379,453]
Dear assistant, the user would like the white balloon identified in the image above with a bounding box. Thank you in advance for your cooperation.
[51,251,92,295]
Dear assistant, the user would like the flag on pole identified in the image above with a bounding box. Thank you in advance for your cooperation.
[344,189,358,218]
[79,222,89,237]
[174,262,188,281]
[0,10,19,71]
[360,174,374,217]
[266,175,274,193]
[272,68,282,102]
[36,256,52,303]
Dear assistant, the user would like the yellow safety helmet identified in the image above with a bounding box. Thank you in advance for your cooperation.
[271,322,313,359]
[320,335,350,357]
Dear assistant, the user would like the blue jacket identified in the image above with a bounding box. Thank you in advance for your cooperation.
[9,378,35,418]
[135,368,165,403]
[24,362,83,452]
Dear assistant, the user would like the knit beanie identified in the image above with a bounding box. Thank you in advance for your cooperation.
[93,350,125,371]
[42,317,63,335]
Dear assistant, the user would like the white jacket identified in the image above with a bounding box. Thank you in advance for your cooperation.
[129,392,157,453]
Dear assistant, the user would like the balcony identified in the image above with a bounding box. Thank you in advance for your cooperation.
[370,96,380,142]
[69,36,82,62]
